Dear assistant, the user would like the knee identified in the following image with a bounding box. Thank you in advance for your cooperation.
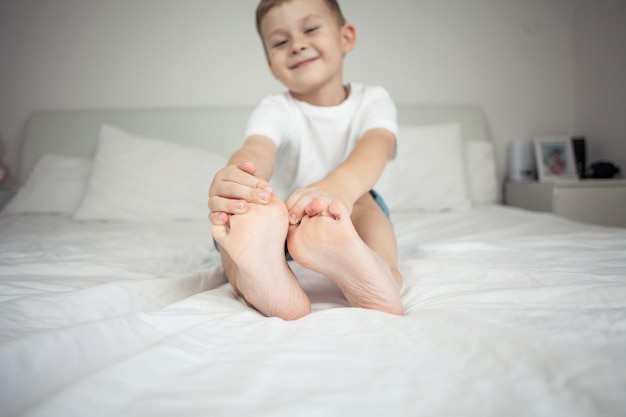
[351,192,377,220]
[353,192,375,209]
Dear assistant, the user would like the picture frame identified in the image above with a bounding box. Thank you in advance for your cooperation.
[533,136,578,182]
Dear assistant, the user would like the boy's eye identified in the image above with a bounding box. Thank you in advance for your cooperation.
[272,39,288,48]
[304,26,319,34]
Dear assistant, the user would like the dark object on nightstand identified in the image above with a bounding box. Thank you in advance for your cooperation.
[571,136,587,178]
[588,161,620,179]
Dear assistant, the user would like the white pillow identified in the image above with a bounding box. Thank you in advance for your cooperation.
[465,141,500,205]
[375,123,471,211]
[73,124,227,221]
[2,154,91,215]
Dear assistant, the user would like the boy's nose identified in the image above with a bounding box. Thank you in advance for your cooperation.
[291,45,306,55]
[291,39,307,54]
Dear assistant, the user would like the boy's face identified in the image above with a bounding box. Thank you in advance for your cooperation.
[260,0,355,102]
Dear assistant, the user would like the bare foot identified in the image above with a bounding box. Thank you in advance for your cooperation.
[212,196,311,320]
[287,200,404,315]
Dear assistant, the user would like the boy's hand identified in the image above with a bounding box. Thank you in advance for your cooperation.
[208,161,273,225]
[286,184,352,225]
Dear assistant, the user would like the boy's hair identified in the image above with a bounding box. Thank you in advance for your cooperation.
[255,0,347,38]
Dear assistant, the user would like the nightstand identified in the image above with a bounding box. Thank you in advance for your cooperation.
[0,188,15,210]
[505,180,626,228]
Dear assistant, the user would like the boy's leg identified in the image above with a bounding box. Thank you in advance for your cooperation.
[212,196,311,320]
[286,193,404,315]
[351,192,403,288]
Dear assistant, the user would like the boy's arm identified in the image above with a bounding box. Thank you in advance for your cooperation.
[208,135,276,225]
[286,128,396,223]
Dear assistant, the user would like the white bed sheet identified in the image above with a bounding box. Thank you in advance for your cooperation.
[1,206,625,417]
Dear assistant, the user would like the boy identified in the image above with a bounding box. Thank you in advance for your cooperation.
[208,0,404,320]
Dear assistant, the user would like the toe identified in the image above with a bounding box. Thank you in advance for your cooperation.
[328,200,348,220]
[211,224,228,244]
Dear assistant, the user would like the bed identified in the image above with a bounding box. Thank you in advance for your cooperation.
[1,105,625,417]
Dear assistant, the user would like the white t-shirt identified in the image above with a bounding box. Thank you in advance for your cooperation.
[244,83,398,200]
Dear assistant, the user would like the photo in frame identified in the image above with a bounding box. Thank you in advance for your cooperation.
[533,136,579,182]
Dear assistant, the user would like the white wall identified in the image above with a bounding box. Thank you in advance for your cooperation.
[343,0,576,180]
[573,0,626,169]
[0,0,624,186]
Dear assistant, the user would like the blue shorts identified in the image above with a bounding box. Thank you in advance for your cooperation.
[213,190,391,260]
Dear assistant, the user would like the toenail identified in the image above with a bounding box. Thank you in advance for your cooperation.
[260,191,270,201]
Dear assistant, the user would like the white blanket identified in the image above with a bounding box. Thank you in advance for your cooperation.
[1,206,625,417]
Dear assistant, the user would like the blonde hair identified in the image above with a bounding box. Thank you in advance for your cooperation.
[255,0,347,38]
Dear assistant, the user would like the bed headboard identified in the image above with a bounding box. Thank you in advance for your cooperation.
[20,104,490,183]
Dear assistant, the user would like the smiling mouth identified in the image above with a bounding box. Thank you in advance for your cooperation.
[290,57,317,69]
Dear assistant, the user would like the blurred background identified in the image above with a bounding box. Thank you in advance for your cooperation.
[0,0,624,185]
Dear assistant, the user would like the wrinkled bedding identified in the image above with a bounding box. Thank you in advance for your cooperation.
[1,205,625,417]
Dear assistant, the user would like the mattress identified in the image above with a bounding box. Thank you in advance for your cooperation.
[1,205,625,417]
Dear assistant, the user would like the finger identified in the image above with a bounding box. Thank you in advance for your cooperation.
[237,162,273,192]
[287,196,312,224]
[285,188,302,211]
[238,161,257,176]
[209,211,230,225]
[209,195,248,214]
[214,164,269,191]
[305,197,327,217]
[213,180,272,205]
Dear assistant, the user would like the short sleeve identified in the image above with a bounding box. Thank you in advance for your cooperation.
[244,95,292,147]
[357,87,398,139]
